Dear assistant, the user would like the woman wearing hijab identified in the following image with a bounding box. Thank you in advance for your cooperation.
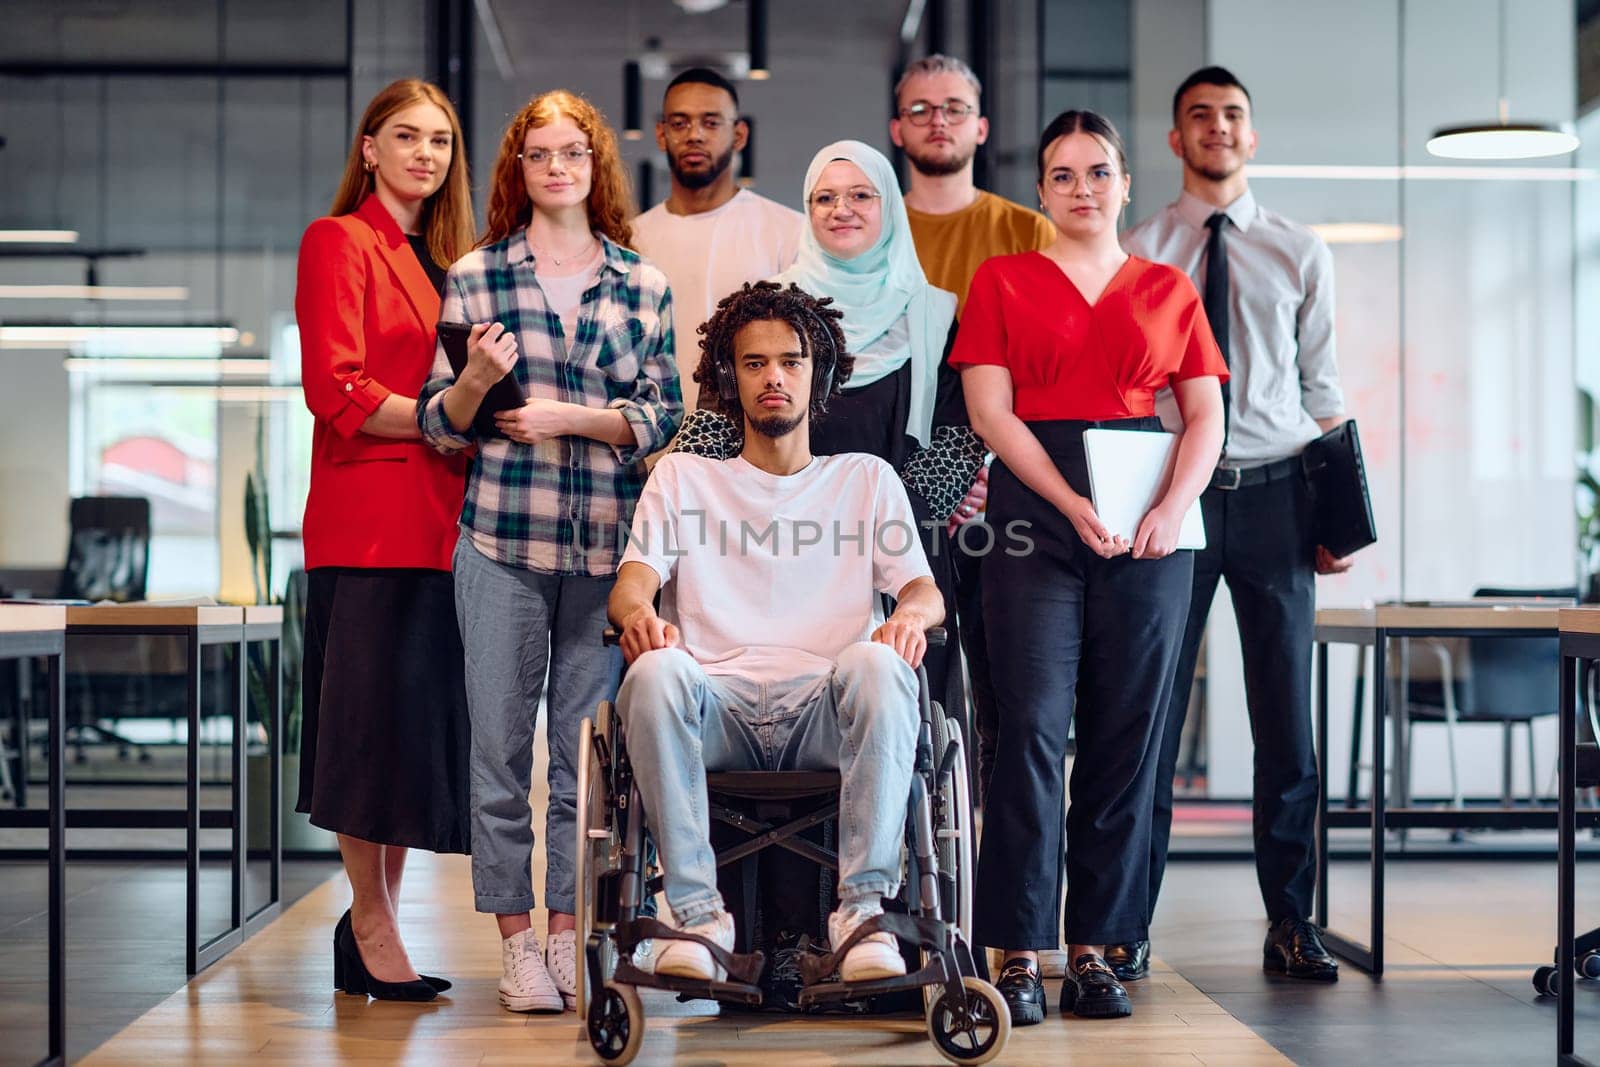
[668,140,984,721]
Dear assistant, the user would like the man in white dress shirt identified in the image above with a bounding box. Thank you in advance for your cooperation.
[1117,65,1352,985]
[632,67,803,414]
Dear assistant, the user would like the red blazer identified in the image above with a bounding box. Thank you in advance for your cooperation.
[296,195,467,570]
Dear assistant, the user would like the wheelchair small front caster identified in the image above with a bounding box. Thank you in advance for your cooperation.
[1579,951,1600,980]
[586,981,643,1065]
[925,976,1010,1065]
[1534,965,1560,998]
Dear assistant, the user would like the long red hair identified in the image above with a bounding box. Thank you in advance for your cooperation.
[330,78,474,267]
[480,90,633,249]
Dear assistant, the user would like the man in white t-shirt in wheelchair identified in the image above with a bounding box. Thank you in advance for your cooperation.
[608,281,945,985]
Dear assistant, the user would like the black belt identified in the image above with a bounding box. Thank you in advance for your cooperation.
[1209,454,1304,491]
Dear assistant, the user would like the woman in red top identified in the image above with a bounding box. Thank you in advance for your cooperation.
[952,110,1225,1023]
[295,78,475,1002]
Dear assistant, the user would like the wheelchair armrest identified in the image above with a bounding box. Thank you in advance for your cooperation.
[606,626,944,648]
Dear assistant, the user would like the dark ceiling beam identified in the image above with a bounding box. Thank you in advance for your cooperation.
[0,61,348,79]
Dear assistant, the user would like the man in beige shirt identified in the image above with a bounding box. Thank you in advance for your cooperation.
[890,54,1055,813]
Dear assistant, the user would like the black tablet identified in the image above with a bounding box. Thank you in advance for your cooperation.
[437,321,527,439]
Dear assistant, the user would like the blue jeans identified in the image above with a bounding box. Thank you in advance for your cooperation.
[615,643,920,928]
[453,537,621,915]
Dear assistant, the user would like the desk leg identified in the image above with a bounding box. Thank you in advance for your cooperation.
[1323,635,1384,975]
[1560,650,1577,1058]
[269,637,281,908]
[1316,641,1330,929]
[231,637,244,936]
[47,650,64,1065]
[1346,655,1365,810]
[185,630,200,976]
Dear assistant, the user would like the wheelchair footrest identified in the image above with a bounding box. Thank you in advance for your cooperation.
[612,959,765,1005]
[798,959,952,1007]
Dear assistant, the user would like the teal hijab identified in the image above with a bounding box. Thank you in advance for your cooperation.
[773,140,955,447]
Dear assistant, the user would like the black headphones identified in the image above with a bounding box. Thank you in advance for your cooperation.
[714,306,839,406]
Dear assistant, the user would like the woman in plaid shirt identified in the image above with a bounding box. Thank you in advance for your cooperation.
[418,90,681,1013]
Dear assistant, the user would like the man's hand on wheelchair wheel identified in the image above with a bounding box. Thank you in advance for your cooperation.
[618,606,680,665]
[872,616,927,670]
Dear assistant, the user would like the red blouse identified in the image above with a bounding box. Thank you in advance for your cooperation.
[948,252,1227,421]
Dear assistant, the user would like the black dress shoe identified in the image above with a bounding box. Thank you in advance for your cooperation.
[1060,953,1132,1018]
[1263,918,1339,982]
[334,910,451,992]
[995,958,1046,1026]
[334,909,438,1001]
[1105,940,1150,982]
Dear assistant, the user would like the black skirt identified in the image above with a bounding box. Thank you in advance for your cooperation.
[297,567,471,853]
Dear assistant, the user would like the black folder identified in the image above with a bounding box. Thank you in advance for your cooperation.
[1302,419,1377,558]
[437,321,526,438]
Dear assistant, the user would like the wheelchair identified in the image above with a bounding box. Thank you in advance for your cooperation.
[574,627,1008,1065]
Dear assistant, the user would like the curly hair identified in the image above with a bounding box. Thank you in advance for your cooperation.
[480,89,633,249]
[693,281,855,423]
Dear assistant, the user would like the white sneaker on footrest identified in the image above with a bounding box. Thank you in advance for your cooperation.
[654,910,736,982]
[828,904,907,983]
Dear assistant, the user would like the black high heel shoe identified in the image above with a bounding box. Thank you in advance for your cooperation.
[332,910,439,1001]
[334,911,452,992]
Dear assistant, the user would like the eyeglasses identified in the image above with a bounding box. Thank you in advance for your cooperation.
[662,114,734,135]
[518,144,594,170]
[1045,166,1117,194]
[809,189,882,213]
[899,100,976,126]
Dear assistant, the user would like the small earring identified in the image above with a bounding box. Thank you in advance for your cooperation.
[1123,195,1131,206]
[364,161,375,173]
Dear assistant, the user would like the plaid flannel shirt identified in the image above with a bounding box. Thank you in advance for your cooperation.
[418,230,681,576]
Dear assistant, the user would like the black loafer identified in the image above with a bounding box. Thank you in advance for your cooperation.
[1105,939,1150,982]
[1263,918,1339,982]
[1060,953,1132,1018]
[995,958,1046,1026]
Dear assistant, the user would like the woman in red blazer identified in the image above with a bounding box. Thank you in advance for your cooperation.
[295,78,474,1002]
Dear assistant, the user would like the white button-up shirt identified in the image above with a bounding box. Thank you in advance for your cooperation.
[1122,188,1345,466]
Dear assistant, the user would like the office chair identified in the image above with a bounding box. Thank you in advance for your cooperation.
[1398,586,1573,808]
[56,497,153,762]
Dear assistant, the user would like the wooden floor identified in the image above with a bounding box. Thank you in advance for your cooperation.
[78,850,1285,1066]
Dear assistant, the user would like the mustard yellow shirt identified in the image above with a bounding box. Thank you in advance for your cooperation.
[905,190,1058,317]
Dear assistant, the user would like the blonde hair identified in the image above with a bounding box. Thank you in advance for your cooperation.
[329,78,474,267]
[480,90,633,249]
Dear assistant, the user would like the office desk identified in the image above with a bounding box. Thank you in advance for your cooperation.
[0,605,65,1067]
[1558,608,1600,1066]
[1312,604,1568,976]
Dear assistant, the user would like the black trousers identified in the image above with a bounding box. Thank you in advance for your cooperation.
[974,419,1193,949]
[1147,468,1319,925]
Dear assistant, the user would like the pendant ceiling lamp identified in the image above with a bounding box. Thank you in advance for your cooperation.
[1426,0,1578,160]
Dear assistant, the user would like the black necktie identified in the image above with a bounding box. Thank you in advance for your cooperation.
[1204,212,1231,445]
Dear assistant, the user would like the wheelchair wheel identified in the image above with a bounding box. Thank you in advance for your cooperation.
[1580,951,1600,980]
[1534,965,1559,998]
[925,976,1010,1065]
[586,980,644,1065]
[575,704,617,1019]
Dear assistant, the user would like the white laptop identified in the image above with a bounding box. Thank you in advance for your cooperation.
[1081,428,1206,550]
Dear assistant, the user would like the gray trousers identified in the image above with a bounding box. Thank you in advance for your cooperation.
[453,537,620,915]
[615,643,920,928]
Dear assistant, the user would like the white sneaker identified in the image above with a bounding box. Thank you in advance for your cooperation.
[828,904,906,983]
[631,937,660,975]
[545,929,578,1010]
[498,929,564,1013]
[654,910,736,982]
